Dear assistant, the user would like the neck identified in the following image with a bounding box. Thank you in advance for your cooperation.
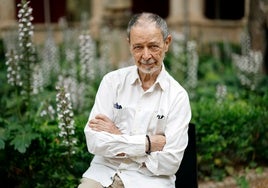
[139,68,161,91]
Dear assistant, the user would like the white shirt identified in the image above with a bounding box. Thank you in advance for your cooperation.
[82,65,191,188]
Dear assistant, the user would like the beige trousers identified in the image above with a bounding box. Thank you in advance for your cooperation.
[78,174,124,188]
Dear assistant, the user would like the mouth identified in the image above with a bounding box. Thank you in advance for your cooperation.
[140,62,154,70]
[141,62,154,66]
[140,59,155,65]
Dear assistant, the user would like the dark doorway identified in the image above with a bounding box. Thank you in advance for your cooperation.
[15,0,66,23]
[131,0,169,19]
[204,0,245,20]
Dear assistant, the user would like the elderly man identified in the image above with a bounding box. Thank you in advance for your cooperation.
[78,12,191,188]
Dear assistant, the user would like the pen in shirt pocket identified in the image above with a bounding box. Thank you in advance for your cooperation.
[157,114,165,119]
[113,102,122,109]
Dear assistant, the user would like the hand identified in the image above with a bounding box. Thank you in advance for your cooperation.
[149,135,166,152]
[89,114,122,135]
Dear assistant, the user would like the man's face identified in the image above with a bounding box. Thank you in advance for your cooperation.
[129,24,171,75]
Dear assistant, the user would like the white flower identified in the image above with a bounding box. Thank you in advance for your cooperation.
[56,85,77,153]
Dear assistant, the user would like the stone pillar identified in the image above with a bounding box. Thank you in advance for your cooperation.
[90,0,105,39]
[100,0,132,65]
[168,0,184,25]
[103,0,131,28]
[0,0,16,30]
[189,0,206,22]
[168,0,206,27]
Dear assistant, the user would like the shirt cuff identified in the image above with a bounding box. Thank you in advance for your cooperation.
[123,134,147,157]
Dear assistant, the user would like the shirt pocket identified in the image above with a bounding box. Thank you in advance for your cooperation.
[113,107,134,134]
[147,110,167,135]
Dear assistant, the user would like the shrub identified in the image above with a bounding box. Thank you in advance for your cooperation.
[0,4,268,185]
[191,92,268,180]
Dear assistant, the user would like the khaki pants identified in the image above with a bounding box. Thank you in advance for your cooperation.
[78,174,124,188]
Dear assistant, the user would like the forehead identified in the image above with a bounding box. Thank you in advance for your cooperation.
[129,25,163,44]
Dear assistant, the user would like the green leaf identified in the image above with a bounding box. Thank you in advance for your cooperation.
[0,140,4,149]
[0,127,8,149]
[10,124,39,153]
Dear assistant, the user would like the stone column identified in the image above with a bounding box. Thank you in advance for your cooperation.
[90,0,105,39]
[100,0,132,65]
[0,0,16,30]
[168,0,184,25]
[189,0,206,22]
[103,0,131,28]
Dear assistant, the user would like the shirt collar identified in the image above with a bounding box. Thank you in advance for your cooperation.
[156,65,168,91]
[130,64,168,91]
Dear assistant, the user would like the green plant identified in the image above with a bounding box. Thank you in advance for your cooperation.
[0,10,268,187]
[188,51,268,181]
[0,1,98,186]
[236,175,249,188]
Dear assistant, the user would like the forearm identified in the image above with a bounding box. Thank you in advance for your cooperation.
[143,134,187,176]
[145,134,166,154]
[85,126,147,157]
[145,149,186,176]
[144,96,191,176]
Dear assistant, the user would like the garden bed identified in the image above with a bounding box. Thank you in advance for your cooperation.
[199,167,268,188]
[0,2,268,186]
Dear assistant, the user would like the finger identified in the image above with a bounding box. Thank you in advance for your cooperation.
[89,118,101,127]
[90,118,104,126]
[89,122,103,131]
[91,126,101,132]
[89,119,107,130]
[88,122,96,128]
[95,114,113,123]
[89,119,95,124]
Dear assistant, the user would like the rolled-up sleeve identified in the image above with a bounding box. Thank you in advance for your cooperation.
[85,125,147,157]
[145,90,191,176]
[84,66,192,176]
[84,73,147,158]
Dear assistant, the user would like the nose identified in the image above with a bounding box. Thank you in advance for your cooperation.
[142,47,152,60]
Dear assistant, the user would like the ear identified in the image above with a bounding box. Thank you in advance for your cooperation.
[164,34,172,52]
[127,37,133,53]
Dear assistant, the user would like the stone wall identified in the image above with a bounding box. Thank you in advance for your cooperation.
[0,0,250,64]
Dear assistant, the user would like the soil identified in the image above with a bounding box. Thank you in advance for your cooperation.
[198,167,268,188]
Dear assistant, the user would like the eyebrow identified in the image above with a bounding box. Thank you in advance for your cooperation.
[133,41,161,46]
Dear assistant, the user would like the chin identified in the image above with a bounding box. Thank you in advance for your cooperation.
[140,67,160,75]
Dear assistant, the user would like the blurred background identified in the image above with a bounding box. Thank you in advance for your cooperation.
[1,0,267,67]
[0,0,267,187]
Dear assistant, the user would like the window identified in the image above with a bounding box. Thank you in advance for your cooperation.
[131,0,169,19]
[15,0,67,23]
[204,0,245,20]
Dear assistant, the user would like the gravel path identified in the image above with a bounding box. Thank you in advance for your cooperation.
[198,168,268,188]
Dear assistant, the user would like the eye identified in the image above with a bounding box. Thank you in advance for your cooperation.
[133,46,143,51]
[149,45,160,51]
